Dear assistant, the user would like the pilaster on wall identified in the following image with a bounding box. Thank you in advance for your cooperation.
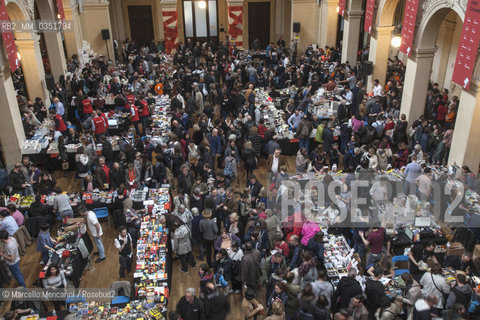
[227,0,244,49]
[400,47,437,126]
[341,9,363,64]
[448,81,480,171]
[161,0,179,54]
[291,0,320,53]
[318,0,338,48]
[367,25,394,90]
[63,0,83,58]
[78,0,114,59]
[16,35,50,106]
[0,67,25,169]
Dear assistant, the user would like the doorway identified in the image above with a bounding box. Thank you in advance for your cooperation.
[128,6,154,47]
[248,2,270,49]
[182,0,219,44]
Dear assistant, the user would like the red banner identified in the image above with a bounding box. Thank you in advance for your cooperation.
[56,0,66,22]
[452,0,480,89]
[399,0,419,56]
[0,0,19,73]
[338,0,346,16]
[364,0,375,33]
[228,6,243,47]
[162,11,178,54]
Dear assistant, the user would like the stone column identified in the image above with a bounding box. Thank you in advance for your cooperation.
[341,9,363,64]
[400,47,437,125]
[318,0,338,48]
[16,35,50,105]
[291,0,320,53]
[63,0,83,58]
[0,67,26,168]
[448,83,480,169]
[43,32,67,81]
[367,25,394,90]
[161,0,179,54]
[227,0,244,48]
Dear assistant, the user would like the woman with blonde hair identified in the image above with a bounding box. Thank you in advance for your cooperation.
[265,300,286,320]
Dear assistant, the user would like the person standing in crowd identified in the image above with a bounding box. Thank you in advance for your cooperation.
[37,223,56,265]
[114,226,133,279]
[0,230,25,287]
[78,205,105,263]
[199,209,218,269]
[176,288,206,320]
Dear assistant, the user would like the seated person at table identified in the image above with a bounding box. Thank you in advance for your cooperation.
[408,241,438,275]
[0,210,18,236]
[29,195,53,225]
[367,255,395,278]
[6,204,24,227]
[444,253,478,275]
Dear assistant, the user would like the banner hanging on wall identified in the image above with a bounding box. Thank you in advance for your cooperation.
[338,0,346,16]
[162,11,178,54]
[399,0,419,56]
[0,0,19,73]
[56,0,66,22]
[452,0,480,89]
[228,6,243,47]
[364,0,375,33]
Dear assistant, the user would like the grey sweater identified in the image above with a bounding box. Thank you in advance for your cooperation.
[199,219,218,241]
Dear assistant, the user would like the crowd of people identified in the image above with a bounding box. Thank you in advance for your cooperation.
[1,34,477,320]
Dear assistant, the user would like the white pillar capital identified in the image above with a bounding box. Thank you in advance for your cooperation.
[374,25,394,37]
[346,10,364,19]
[413,47,438,59]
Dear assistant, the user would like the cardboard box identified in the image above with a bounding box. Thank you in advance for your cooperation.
[446,242,465,256]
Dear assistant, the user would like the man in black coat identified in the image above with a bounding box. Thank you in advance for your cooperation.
[9,163,27,195]
[246,174,262,199]
[322,122,334,154]
[110,162,125,190]
[204,282,230,320]
[176,288,206,320]
[332,268,363,311]
[364,267,387,320]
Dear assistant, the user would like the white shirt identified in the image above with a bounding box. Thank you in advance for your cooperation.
[373,84,383,96]
[271,155,279,174]
[344,90,352,105]
[86,211,103,237]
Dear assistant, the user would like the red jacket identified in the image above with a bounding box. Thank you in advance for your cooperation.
[130,105,139,122]
[140,100,150,117]
[92,116,107,134]
[82,99,93,114]
[55,114,67,132]
[126,95,135,105]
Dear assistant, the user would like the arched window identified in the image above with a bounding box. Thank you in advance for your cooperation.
[183,0,218,44]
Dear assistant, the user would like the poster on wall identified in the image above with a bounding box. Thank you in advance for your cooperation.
[364,0,375,33]
[0,0,19,73]
[338,0,346,16]
[399,0,419,56]
[452,0,480,89]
